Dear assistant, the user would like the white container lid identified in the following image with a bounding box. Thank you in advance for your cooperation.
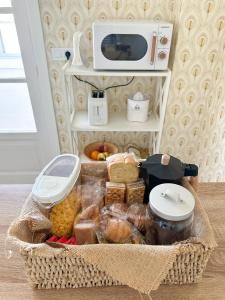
[32,154,80,206]
[149,183,195,221]
[133,92,144,101]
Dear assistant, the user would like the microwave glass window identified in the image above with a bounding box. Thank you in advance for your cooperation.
[101,34,147,61]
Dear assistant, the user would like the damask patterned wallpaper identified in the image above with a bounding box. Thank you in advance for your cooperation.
[38,0,225,182]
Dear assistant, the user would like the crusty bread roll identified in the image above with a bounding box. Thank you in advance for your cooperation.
[107,153,139,183]
[104,218,131,243]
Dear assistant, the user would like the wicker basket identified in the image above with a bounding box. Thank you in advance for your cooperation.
[21,243,214,289]
[7,162,216,291]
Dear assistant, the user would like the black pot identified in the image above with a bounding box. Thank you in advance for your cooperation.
[139,154,198,203]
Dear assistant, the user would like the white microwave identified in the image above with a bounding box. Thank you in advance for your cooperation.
[92,20,173,71]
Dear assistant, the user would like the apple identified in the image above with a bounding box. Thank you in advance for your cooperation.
[97,144,108,153]
[98,144,104,152]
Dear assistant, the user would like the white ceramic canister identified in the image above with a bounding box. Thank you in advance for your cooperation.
[127,92,150,122]
[146,183,195,245]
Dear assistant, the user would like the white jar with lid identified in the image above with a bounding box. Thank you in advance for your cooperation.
[146,183,195,245]
[127,92,150,122]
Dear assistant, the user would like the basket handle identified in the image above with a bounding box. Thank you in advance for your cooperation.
[188,175,199,192]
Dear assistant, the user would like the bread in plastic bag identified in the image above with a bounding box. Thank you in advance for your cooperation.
[105,182,126,205]
[80,184,105,210]
[74,204,100,225]
[81,174,106,187]
[127,203,152,234]
[74,220,97,245]
[126,179,145,204]
[97,203,145,244]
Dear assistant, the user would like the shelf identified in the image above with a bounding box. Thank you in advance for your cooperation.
[71,111,159,132]
[64,63,171,77]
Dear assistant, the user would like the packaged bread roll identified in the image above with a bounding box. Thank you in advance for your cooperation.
[107,153,139,183]
[127,203,152,234]
[74,221,97,245]
[80,184,105,209]
[104,218,131,243]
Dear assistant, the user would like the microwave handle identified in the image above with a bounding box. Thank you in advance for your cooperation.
[150,32,157,65]
[72,31,83,66]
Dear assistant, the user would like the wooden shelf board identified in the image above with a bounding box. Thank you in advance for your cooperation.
[64,64,171,77]
[71,111,159,132]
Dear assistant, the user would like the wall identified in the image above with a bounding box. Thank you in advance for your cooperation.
[38,0,225,181]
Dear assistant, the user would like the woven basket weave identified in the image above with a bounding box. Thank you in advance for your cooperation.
[21,243,213,289]
[7,162,216,292]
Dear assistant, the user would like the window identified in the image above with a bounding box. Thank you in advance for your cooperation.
[0,2,36,132]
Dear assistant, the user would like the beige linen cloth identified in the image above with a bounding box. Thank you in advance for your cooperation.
[6,179,217,295]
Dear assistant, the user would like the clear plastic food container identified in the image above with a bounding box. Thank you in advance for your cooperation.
[32,154,81,237]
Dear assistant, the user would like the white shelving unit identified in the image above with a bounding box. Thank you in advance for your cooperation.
[63,63,171,158]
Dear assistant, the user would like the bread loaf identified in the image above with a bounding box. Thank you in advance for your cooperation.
[107,153,139,183]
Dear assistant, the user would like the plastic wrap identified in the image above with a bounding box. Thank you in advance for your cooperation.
[80,184,105,209]
[97,203,145,244]
[81,162,108,179]
[105,182,126,205]
[126,179,145,204]
[81,174,106,187]
[127,203,152,234]
[74,220,97,245]
[74,204,100,225]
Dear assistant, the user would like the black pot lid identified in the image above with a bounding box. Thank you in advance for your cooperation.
[140,154,185,181]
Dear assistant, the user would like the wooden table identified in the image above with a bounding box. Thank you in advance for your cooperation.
[0,183,225,300]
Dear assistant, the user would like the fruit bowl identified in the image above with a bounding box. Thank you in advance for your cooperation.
[84,142,118,161]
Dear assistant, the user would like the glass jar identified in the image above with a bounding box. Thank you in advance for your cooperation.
[146,207,193,245]
[146,183,195,245]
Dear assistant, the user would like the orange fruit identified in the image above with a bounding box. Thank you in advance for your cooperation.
[90,150,99,160]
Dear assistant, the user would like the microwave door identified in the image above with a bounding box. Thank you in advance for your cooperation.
[101,34,148,65]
